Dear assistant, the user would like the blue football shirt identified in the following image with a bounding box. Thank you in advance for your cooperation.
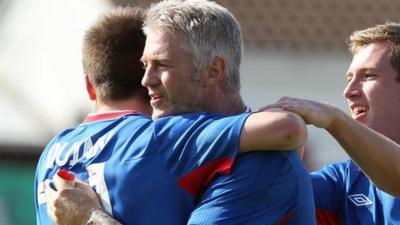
[34,111,250,225]
[312,160,400,224]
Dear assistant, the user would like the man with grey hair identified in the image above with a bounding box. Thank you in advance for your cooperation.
[46,1,315,224]
[141,1,314,224]
[141,0,245,118]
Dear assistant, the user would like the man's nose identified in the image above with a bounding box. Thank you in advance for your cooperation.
[343,78,361,99]
[141,65,159,87]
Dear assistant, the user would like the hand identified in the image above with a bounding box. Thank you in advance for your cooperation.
[259,97,341,129]
[45,171,103,225]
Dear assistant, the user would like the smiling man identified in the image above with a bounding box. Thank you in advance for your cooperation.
[140,1,315,224]
[40,1,314,225]
[266,22,400,224]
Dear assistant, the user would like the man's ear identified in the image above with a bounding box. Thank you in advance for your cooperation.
[204,56,227,85]
[85,75,96,100]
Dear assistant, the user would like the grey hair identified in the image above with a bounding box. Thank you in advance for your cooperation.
[143,0,243,92]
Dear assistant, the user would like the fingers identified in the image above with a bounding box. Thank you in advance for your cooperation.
[259,97,301,111]
[258,103,283,111]
[73,176,89,187]
[44,170,102,225]
[57,169,75,181]
[44,179,59,223]
[259,101,305,114]
[44,169,76,219]
[53,169,75,191]
[44,179,58,201]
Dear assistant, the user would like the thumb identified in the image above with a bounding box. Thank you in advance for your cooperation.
[53,169,75,191]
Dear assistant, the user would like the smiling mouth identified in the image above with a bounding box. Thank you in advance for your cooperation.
[149,94,163,106]
[350,105,369,122]
[353,106,367,116]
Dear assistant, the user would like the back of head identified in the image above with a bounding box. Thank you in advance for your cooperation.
[348,22,400,80]
[144,0,243,92]
[82,7,149,103]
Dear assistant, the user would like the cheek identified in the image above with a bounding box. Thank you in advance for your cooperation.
[160,73,175,91]
[366,83,397,109]
[363,82,382,99]
[161,76,190,103]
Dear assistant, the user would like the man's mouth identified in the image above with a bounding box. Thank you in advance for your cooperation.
[149,93,164,106]
[352,105,367,115]
[350,104,368,121]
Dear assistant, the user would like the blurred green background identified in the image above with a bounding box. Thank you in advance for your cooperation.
[0,161,36,225]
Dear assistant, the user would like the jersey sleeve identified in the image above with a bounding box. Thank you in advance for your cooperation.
[311,161,349,224]
[34,142,55,225]
[34,129,75,225]
[152,112,251,196]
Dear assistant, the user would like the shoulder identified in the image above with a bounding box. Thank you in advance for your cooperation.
[153,112,251,134]
[310,160,356,196]
[311,160,352,180]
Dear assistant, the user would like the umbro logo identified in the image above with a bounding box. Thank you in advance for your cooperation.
[348,194,373,206]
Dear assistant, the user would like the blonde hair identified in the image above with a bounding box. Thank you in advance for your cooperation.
[348,22,400,80]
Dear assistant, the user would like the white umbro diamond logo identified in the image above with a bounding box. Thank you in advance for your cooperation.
[348,194,373,206]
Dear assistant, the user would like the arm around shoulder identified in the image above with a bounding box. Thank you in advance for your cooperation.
[327,111,400,196]
[239,110,307,152]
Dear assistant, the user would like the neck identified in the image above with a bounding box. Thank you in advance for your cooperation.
[95,98,152,116]
[203,89,246,115]
[379,127,400,145]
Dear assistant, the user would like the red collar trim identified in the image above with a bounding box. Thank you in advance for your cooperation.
[83,110,140,123]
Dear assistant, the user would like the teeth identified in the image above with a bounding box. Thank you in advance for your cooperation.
[353,106,367,115]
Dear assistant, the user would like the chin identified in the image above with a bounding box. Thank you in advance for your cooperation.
[152,110,164,119]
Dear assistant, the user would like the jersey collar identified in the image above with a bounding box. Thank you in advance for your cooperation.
[83,110,140,123]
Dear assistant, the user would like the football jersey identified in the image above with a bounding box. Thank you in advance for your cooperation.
[188,151,316,225]
[312,160,400,225]
[34,110,250,225]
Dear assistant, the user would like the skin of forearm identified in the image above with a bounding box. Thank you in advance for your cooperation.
[240,111,307,152]
[326,111,400,196]
[86,209,122,225]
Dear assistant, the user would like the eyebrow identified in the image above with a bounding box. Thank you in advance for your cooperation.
[141,50,167,61]
[345,67,381,78]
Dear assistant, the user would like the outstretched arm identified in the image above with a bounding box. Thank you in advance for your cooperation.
[239,109,307,152]
[264,97,400,196]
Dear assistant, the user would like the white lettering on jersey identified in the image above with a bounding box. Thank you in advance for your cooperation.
[84,134,107,159]
[55,142,80,166]
[37,163,113,216]
[37,179,49,205]
[45,131,114,169]
[86,163,112,215]
[46,142,69,169]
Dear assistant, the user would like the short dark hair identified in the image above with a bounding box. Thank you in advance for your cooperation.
[82,7,149,102]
